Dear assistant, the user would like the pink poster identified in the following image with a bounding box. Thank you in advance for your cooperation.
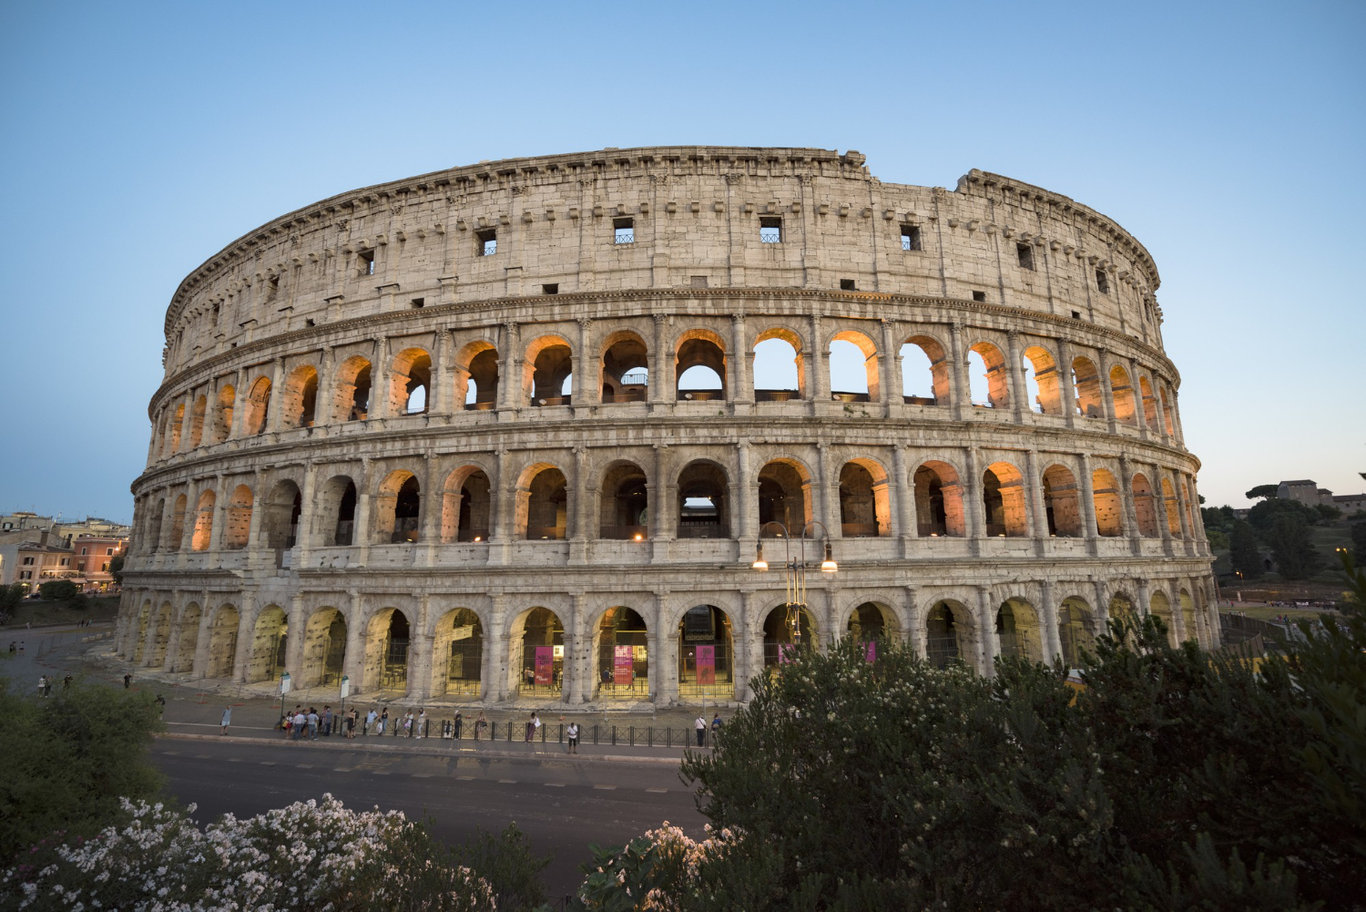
[613,645,634,686]
[865,641,877,663]
[534,646,553,686]
[779,644,797,664]
[696,645,715,685]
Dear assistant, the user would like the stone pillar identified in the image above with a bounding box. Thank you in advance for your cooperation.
[285,594,308,685]
[573,318,592,407]
[651,591,675,705]
[566,593,589,704]
[735,441,754,543]
[370,337,391,420]
[408,595,433,702]
[244,471,265,552]
[650,314,670,408]
[498,322,522,413]
[1039,580,1060,662]
[879,318,900,416]
[431,331,452,416]
[1056,338,1076,429]
[483,594,510,703]
[818,443,840,538]
[317,346,335,426]
[651,444,674,552]
[948,322,969,420]
[207,475,228,553]
[265,358,286,432]
[963,448,985,548]
[1024,449,1050,542]
[354,458,373,565]
[570,446,590,565]
[894,445,916,557]
[731,314,751,405]
[1078,453,1099,556]
[977,585,997,675]
[341,592,367,696]
[1154,465,1175,558]
[810,313,828,402]
[1119,456,1142,555]
[1006,330,1027,424]
[297,464,318,560]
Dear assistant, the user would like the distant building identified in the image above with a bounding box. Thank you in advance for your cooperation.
[0,511,53,533]
[71,535,126,592]
[55,516,132,549]
[1274,479,1366,513]
[0,531,76,591]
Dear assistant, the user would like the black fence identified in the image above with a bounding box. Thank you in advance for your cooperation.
[360,715,716,748]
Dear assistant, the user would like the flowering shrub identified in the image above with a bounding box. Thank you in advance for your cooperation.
[0,794,496,911]
[576,823,745,912]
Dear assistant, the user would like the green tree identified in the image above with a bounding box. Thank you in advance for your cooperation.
[37,579,81,603]
[0,680,164,864]
[1316,503,1342,522]
[1245,484,1279,501]
[109,553,125,585]
[1230,520,1264,579]
[1352,522,1366,562]
[1249,497,1319,532]
[1267,514,1324,579]
[0,583,24,614]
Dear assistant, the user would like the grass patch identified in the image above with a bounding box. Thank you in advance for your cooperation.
[1,595,120,629]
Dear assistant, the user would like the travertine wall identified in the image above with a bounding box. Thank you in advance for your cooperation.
[118,147,1214,707]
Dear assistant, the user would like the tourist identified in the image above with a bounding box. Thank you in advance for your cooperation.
[474,711,487,741]
[321,705,332,736]
[415,708,427,739]
[306,707,320,740]
[452,710,463,742]
[567,720,580,754]
[220,704,232,735]
[695,715,707,747]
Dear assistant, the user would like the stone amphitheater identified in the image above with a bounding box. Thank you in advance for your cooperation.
[116,146,1215,708]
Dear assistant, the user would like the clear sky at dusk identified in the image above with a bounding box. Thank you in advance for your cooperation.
[1,1,1361,524]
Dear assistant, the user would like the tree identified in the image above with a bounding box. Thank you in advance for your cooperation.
[1249,497,1318,532]
[1230,520,1264,579]
[37,579,81,603]
[0,583,23,614]
[1245,484,1279,501]
[1353,522,1366,563]
[1316,503,1343,523]
[109,553,125,585]
[1267,514,1324,579]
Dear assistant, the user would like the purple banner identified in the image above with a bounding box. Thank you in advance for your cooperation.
[614,645,634,686]
[534,646,553,686]
[696,645,715,685]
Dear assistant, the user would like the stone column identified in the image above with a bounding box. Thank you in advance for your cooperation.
[498,322,522,413]
[570,446,590,565]
[265,358,286,432]
[285,594,308,685]
[735,441,754,543]
[948,322,969,420]
[1118,456,1142,555]
[1024,449,1050,543]
[408,595,434,703]
[1039,579,1060,662]
[1056,338,1077,429]
[432,330,453,416]
[977,585,997,675]
[893,445,916,558]
[650,314,670,408]
[963,448,985,550]
[651,591,675,705]
[354,458,373,565]
[370,337,391,420]
[731,314,751,405]
[1077,453,1099,556]
[207,475,228,553]
[818,443,840,537]
[879,318,900,416]
[651,444,674,553]
[810,313,829,402]
[341,592,367,696]
[573,318,592,407]
[484,594,510,703]
[1006,330,1027,424]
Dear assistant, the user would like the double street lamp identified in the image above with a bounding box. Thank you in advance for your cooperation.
[752,520,837,649]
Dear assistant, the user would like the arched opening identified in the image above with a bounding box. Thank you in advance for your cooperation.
[390,347,432,415]
[365,608,410,692]
[374,471,421,544]
[207,604,238,679]
[441,467,492,543]
[900,335,949,405]
[302,608,346,688]
[223,484,253,550]
[763,603,816,667]
[829,332,876,402]
[147,498,165,553]
[1092,468,1124,537]
[926,601,965,668]
[1058,597,1095,667]
[319,476,357,546]
[983,462,1028,537]
[461,345,500,410]
[247,605,288,684]
[243,376,271,434]
[1042,464,1082,537]
[525,337,573,406]
[174,603,201,672]
[1110,364,1137,426]
[753,333,802,402]
[170,403,185,453]
[676,461,729,538]
[1150,590,1175,646]
[1139,375,1159,429]
[600,462,649,540]
[1159,387,1176,437]
[677,605,734,700]
[838,460,889,538]
[191,490,216,551]
[1072,357,1103,419]
[520,466,568,540]
[333,356,372,421]
[513,607,564,698]
[601,332,649,403]
[1161,478,1182,536]
[914,461,965,537]
[188,396,207,448]
[148,602,173,667]
[282,364,319,427]
[757,460,810,531]
[594,606,649,700]
[1022,345,1061,415]
[212,385,234,443]
[996,598,1041,661]
[263,480,302,550]
[847,602,897,658]
[675,332,726,401]
[168,493,188,551]
[1109,594,1136,629]
[432,608,483,698]
[1179,590,1199,645]
[1132,473,1159,537]
[968,341,1009,409]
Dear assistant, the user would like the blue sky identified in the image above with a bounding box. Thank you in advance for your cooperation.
[1,1,1361,523]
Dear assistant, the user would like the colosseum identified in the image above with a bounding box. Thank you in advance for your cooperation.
[116,146,1216,708]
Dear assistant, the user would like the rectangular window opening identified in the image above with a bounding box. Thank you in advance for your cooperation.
[613,217,634,245]
[542,283,559,295]
[972,290,987,302]
[1095,269,1110,294]
[759,217,782,244]
[1071,310,1082,319]
[476,228,497,257]
[901,224,922,251]
[1016,243,1035,270]
[410,297,425,309]
[840,278,857,291]
[358,249,376,276]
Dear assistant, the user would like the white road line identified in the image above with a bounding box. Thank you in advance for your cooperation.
[497,778,517,784]
[592,785,617,790]
[645,788,668,793]
[545,783,566,788]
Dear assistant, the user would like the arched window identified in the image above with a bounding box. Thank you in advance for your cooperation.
[243,376,271,434]
[1041,464,1081,537]
[829,332,877,403]
[374,471,421,543]
[968,342,1009,409]
[1109,364,1137,426]
[1022,345,1061,415]
[223,484,253,550]
[191,490,216,551]
[390,348,431,415]
[212,384,235,442]
[838,461,889,537]
[1092,468,1124,537]
[283,365,319,428]
[525,337,572,406]
[1072,357,1103,419]
[1132,473,1159,537]
[521,467,568,540]
[675,332,726,401]
[333,356,372,421]
[914,462,965,537]
[753,333,802,402]
[600,462,649,540]
[983,462,1028,537]
[601,332,649,404]
[900,335,949,405]
[676,461,729,538]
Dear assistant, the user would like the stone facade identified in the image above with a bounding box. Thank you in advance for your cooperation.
[116,146,1215,706]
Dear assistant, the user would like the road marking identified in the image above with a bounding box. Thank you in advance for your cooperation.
[592,785,617,790]
[456,776,476,781]
[333,768,353,773]
[497,778,517,784]
[371,771,391,776]
[545,783,566,788]
[411,773,434,779]
[645,788,668,794]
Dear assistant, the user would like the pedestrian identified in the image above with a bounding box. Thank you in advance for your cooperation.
[474,711,487,741]
[365,707,377,735]
[415,708,427,739]
[567,720,580,754]
[307,707,319,740]
[712,714,722,738]
[452,710,463,742]
[321,705,332,736]
[378,707,388,735]
[525,712,539,742]
[292,708,306,741]
[63,674,72,690]
[695,715,707,747]
[123,673,131,689]
[155,694,166,717]
[37,675,47,698]
[347,708,358,738]
[221,704,232,735]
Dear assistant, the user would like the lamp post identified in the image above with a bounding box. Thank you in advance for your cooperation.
[752,521,837,652]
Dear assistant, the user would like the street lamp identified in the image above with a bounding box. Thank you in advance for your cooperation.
[752,520,837,650]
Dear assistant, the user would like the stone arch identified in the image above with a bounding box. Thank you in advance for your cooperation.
[967,340,1009,409]
[319,475,357,546]
[510,606,564,699]
[983,461,1029,537]
[593,605,650,700]
[282,364,319,428]
[900,334,950,405]
[1108,593,1136,629]
[333,355,372,421]
[1058,596,1095,667]
[440,465,493,543]
[677,459,730,538]
[1161,477,1182,536]
[1139,375,1159,429]
[518,464,568,540]
[374,470,421,544]
[207,603,238,679]
[838,458,890,538]
[301,607,347,688]
[1041,464,1082,537]
[170,402,185,453]
[262,479,302,550]
[926,599,972,668]
[846,601,900,651]
[996,597,1042,662]
[212,384,234,442]
[188,395,207,449]
[191,489,216,551]
[1109,364,1137,426]
[132,598,152,663]
[1092,468,1124,537]
[829,329,879,402]
[677,604,734,700]
[148,600,174,667]
[246,605,288,684]
[223,484,253,550]
[1149,589,1175,645]
[431,607,484,699]
[173,602,201,672]
[389,347,432,415]
[524,334,573,406]
[456,340,499,410]
[758,458,812,531]
[675,329,726,401]
[1021,345,1062,415]
[914,460,966,537]
[1132,473,1159,537]
[599,460,649,540]
[364,607,411,693]
[242,375,271,434]
[762,602,818,667]
[600,330,649,403]
[168,493,188,551]
[1072,356,1103,419]
[753,327,804,401]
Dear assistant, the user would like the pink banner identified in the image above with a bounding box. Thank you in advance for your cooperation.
[865,641,877,663]
[613,645,633,686]
[779,644,797,664]
[534,647,553,686]
[696,645,715,685]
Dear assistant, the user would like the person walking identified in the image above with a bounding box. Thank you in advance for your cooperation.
[452,710,463,742]
[525,712,539,742]
[567,721,580,755]
[695,715,707,747]
[220,704,232,735]
[474,712,487,741]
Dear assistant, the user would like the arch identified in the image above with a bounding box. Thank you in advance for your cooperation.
[677,604,734,700]
[519,465,568,540]
[173,602,202,672]
[148,601,173,667]
[191,489,216,551]
[1072,357,1103,419]
[262,480,302,550]
[301,607,347,688]
[170,403,185,453]
[838,459,890,538]
[132,599,151,664]
[1058,596,1095,667]
[757,459,811,531]
[364,607,411,693]
[1108,593,1136,628]
[282,364,319,428]
[1161,477,1182,535]
[1139,375,1159,429]
[829,330,878,402]
[593,606,649,700]
[753,329,803,402]
[188,395,207,449]
[441,467,491,543]
[900,334,949,405]
[431,607,484,698]
[914,461,966,537]
[1041,464,1082,537]
[389,347,432,415]
[600,331,649,403]
[926,600,969,668]
[847,601,900,653]
[967,341,1009,409]
[762,603,817,667]
[524,335,573,406]
[319,475,357,546]
[1132,473,1159,537]
[1021,345,1062,415]
[1149,589,1175,645]
[207,604,238,679]
[222,484,253,550]
[996,598,1042,662]
[246,605,288,684]
[1179,589,1199,645]
[675,330,726,401]
[677,460,729,538]
[374,470,421,543]
[147,497,165,553]
[983,461,1028,537]
[510,606,564,699]
[168,493,188,551]
[458,342,499,410]
[242,375,271,434]
[1109,364,1137,426]
[333,355,372,421]
[599,461,649,540]
[212,384,234,443]
[1092,468,1124,537]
